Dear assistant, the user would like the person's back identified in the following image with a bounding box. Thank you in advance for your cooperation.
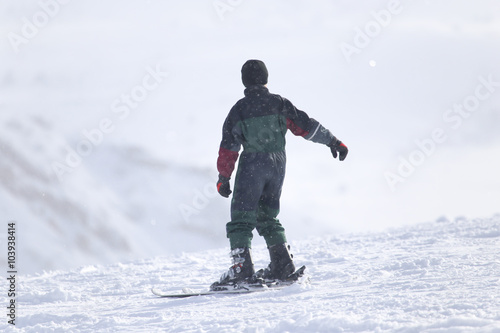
[230,85,287,153]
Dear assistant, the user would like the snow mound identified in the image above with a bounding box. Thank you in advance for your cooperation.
[0,114,228,274]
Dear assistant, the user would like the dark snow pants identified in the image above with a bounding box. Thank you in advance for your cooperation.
[227,151,288,249]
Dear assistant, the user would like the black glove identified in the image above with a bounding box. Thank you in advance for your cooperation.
[329,139,348,161]
[216,175,232,198]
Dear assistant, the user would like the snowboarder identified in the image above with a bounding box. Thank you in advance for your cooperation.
[214,59,348,287]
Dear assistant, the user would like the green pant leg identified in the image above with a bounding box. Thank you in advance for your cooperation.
[226,210,257,249]
[226,153,266,249]
[256,201,287,247]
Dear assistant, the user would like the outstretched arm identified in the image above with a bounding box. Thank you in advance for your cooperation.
[283,98,348,161]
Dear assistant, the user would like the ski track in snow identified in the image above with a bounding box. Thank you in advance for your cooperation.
[2,216,499,332]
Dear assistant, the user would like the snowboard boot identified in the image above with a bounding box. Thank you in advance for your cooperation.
[258,243,296,281]
[210,248,255,290]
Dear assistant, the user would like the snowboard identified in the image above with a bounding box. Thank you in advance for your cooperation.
[152,265,306,298]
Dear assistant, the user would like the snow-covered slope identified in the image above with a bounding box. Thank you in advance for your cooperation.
[1,0,499,276]
[3,216,499,332]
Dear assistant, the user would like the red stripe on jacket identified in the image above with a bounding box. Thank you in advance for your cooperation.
[286,118,309,137]
[217,147,239,178]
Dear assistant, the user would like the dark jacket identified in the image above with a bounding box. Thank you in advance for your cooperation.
[217,85,336,178]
